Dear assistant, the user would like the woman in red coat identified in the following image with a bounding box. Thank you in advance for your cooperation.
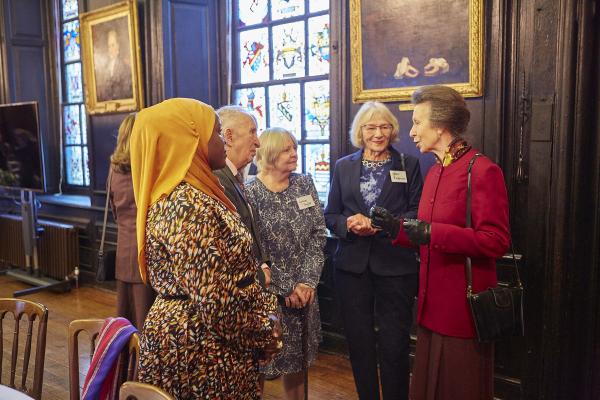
[371,85,510,400]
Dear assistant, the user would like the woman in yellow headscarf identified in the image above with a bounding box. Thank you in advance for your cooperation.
[130,98,280,399]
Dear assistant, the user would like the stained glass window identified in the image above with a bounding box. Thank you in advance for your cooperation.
[309,0,329,13]
[63,20,80,63]
[64,105,81,145]
[234,87,267,132]
[233,0,331,203]
[308,15,330,76]
[62,0,78,20]
[268,83,301,139]
[239,28,270,84]
[304,80,330,139]
[66,63,83,103]
[271,0,304,21]
[305,143,330,202]
[60,0,90,188]
[272,22,305,80]
[65,146,84,186]
[238,0,268,26]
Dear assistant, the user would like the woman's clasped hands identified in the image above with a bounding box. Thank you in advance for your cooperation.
[347,213,380,236]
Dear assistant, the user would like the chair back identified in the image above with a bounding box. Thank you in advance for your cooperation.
[119,381,175,400]
[0,298,48,400]
[68,318,140,400]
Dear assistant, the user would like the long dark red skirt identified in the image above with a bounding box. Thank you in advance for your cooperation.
[410,326,494,400]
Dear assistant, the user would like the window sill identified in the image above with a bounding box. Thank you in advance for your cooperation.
[37,193,91,208]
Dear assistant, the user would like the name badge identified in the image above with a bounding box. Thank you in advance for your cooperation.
[296,194,316,210]
[390,170,408,183]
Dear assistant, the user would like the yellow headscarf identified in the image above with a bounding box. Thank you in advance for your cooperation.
[130,98,236,282]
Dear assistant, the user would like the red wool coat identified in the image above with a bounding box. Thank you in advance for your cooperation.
[393,149,510,338]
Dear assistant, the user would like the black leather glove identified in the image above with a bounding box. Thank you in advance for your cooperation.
[369,206,401,238]
[403,219,431,245]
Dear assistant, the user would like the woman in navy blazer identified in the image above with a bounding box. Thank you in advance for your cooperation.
[325,101,423,400]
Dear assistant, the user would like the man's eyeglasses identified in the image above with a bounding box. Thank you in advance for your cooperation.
[361,124,393,134]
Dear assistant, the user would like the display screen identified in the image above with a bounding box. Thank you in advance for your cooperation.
[0,102,45,191]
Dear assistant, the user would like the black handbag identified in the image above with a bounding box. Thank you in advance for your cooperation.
[465,154,525,342]
[97,171,116,282]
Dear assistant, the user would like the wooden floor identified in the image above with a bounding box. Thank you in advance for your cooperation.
[0,275,357,399]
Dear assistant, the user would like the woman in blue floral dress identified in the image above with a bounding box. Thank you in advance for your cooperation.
[246,127,326,400]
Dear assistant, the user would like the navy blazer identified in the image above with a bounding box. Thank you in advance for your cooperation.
[325,148,423,276]
[214,166,267,287]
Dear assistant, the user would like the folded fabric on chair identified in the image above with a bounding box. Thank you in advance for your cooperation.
[81,317,138,400]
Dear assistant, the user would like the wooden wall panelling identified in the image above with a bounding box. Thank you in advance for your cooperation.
[162,0,219,105]
[549,0,600,398]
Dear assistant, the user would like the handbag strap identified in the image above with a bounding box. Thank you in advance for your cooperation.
[465,153,481,296]
[99,169,112,257]
[465,153,523,296]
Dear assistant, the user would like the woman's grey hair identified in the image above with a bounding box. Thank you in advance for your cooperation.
[411,85,470,136]
[349,101,399,148]
[255,127,297,171]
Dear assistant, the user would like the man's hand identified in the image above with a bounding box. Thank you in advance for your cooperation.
[403,219,431,245]
[369,206,401,238]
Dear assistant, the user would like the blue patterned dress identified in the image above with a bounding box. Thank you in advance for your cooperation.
[246,173,327,375]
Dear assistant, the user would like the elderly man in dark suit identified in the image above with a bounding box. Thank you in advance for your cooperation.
[214,106,271,287]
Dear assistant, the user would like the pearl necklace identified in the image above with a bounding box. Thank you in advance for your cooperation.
[361,156,391,168]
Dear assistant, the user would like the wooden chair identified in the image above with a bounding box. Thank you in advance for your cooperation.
[0,298,48,400]
[68,318,140,400]
[119,381,175,400]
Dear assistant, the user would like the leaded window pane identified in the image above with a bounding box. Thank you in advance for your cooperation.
[81,105,87,145]
[240,28,270,84]
[268,83,301,139]
[66,62,83,103]
[234,87,267,132]
[309,0,329,13]
[238,0,268,27]
[83,146,90,186]
[305,143,330,204]
[63,21,80,62]
[308,15,330,76]
[272,22,305,80]
[64,105,81,145]
[271,0,304,21]
[295,145,303,173]
[65,146,84,185]
[304,80,330,139]
[62,0,79,20]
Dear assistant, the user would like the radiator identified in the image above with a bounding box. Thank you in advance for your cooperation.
[0,214,79,280]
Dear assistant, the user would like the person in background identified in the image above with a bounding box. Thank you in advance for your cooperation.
[246,127,326,400]
[371,85,510,400]
[108,113,155,330]
[214,105,271,287]
[130,98,281,399]
[324,101,423,400]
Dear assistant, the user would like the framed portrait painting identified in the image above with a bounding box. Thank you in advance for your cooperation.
[80,0,144,114]
[350,0,483,104]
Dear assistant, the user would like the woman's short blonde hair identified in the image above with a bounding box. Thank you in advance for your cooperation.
[255,127,298,171]
[110,113,136,173]
[349,101,400,148]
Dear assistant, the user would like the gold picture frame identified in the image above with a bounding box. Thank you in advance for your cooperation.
[80,0,144,114]
[350,0,484,104]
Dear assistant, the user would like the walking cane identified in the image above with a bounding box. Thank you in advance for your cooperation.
[274,293,309,400]
[302,304,309,400]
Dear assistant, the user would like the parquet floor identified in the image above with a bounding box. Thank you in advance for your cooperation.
[0,275,357,399]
